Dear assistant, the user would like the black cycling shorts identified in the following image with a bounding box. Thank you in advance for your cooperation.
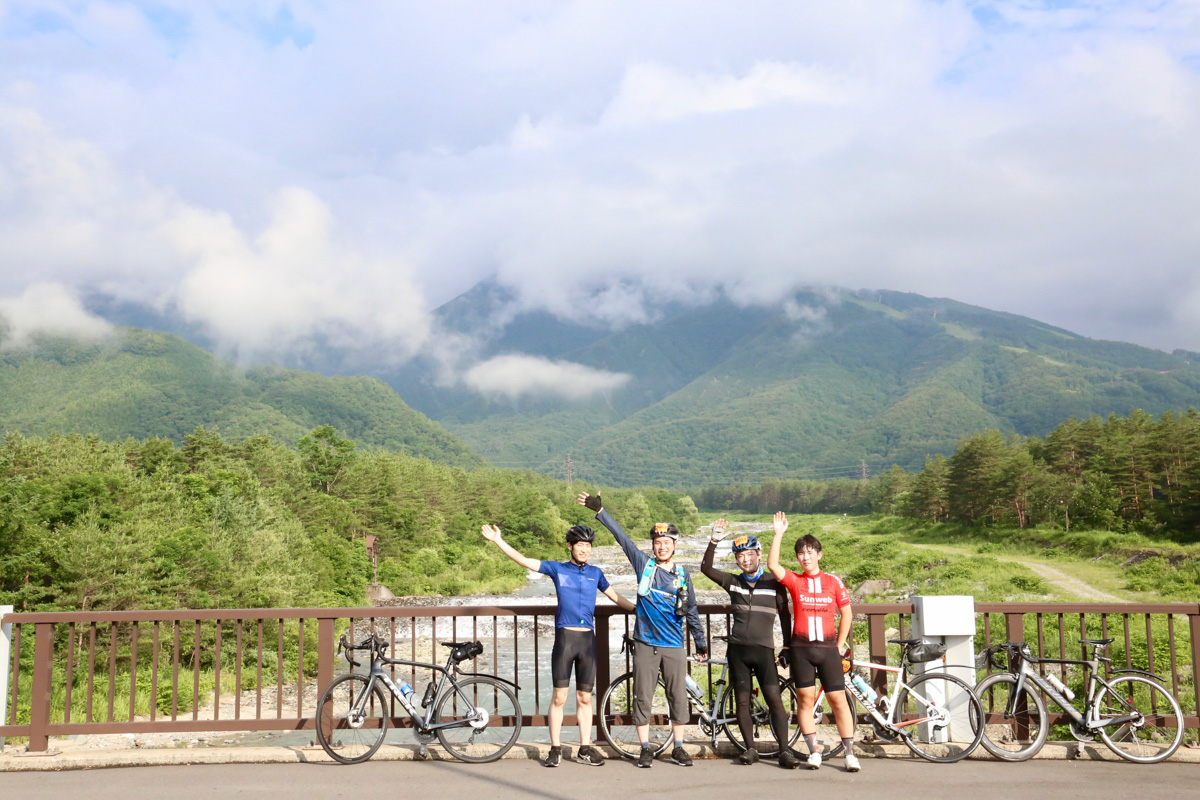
[551,628,596,692]
[789,644,845,691]
[727,643,780,694]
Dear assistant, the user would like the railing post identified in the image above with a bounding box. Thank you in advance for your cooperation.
[1,606,12,752]
[27,622,54,752]
[317,617,334,738]
[1004,612,1031,742]
[594,608,612,709]
[1189,607,1200,746]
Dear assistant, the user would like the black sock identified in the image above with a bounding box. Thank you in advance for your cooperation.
[804,733,818,754]
[841,738,854,756]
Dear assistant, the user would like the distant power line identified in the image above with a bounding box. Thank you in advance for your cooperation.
[479,458,892,486]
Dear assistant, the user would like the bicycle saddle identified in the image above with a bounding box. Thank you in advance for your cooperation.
[1080,637,1115,647]
[440,641,479,648]
[889,638,921,646]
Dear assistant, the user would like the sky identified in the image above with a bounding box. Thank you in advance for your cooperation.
[3,1,1200,394]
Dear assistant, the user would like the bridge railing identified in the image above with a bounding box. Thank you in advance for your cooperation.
[2,602,1197,752]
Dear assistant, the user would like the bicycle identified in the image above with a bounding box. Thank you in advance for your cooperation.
[973,638,1184,763]
[598,634,803,758]
[813,638,985,763]
[315,632,523,764]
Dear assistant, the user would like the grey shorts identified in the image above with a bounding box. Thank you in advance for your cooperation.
[633,640,690,725]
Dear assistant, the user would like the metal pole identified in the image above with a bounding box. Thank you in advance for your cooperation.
[1,605,13,752]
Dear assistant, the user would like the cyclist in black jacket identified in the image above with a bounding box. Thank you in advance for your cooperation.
[701,519,798,768]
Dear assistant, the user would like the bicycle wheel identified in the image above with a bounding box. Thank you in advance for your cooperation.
[973,673,1047,761]
[719,678,801,757]
[896,672,984,763]
[314,673,391,764]
[433,676,522,763]
[1095,674,1184,763]
[599,671,672,758]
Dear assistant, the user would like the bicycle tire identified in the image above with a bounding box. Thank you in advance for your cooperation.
[719,678,802,757]
[315,673,391,764]
[974,672,1047,761]
[1095,674,1184,764]
[599,671,672,758]
[895,672,984,763]
[433,676,522,763]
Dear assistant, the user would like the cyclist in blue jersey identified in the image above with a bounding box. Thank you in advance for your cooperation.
[482,523,635,767]
[577,492,707,769]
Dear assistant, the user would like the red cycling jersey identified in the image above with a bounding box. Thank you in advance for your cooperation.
[779,570,850,647]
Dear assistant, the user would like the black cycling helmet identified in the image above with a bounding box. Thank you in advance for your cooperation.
[566,524,596,545]
[650,522,679,540]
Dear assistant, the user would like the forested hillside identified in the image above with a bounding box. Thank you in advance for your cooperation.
[702,409,1200,541]
[0,328,482,468]
[0,428,700,612]
[384,285,1200,487]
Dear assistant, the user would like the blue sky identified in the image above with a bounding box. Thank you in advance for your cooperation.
[2,1,1200,388]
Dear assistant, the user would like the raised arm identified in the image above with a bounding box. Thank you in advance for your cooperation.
[767,511,788,581]
[481,524,541,571]
[700,518,731,588]
[579,491,647,572]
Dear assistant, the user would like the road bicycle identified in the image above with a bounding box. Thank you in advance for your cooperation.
[315,632,523,764]
[973,638,1184,763]
[599,634,809,758]
[813,638,985,763]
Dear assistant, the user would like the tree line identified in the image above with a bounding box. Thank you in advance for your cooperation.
[700,409,1200,538]
[0,427,700,612]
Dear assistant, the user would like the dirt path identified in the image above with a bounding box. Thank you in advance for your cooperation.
[904,542,1126,602]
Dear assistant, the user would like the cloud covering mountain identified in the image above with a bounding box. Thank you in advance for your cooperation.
[3,1,1200,384]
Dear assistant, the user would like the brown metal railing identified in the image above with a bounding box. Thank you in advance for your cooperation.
[3,602,1197,752]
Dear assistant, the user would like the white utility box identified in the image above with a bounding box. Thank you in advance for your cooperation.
[909,595,977,744]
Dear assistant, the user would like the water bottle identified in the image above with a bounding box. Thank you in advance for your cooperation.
[1047,673,1075,701]
[685,674,704,701]
[421,682,437,708]
[850,673,878,705]
[398,681,416,708]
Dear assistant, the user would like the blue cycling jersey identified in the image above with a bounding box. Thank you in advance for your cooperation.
[537,560,611,630]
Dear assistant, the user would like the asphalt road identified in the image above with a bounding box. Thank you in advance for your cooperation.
[0,756,1194,799]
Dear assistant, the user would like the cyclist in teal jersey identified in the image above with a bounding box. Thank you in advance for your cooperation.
[578,491,707,769]
[482,523,635,767]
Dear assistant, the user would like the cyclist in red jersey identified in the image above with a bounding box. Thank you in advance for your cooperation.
[767,512,860,773]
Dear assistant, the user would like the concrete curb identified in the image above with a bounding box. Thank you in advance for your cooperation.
[2,740,1197,772]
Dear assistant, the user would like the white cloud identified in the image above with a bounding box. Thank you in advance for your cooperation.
[463,354,632,400]
[0,282,112,348]
[599,61,851,128]
[3,0,1200,360]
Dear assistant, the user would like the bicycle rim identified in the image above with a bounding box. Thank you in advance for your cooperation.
[896,672,984,763]
[434,676,522,763]
[1096,675,1184,763]
[599,673,672,758]
[315,673,391,764]
[719,679,800,758]
[974,673,1047,762]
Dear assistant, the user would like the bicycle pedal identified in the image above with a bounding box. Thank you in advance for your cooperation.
[418,745,429,760]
